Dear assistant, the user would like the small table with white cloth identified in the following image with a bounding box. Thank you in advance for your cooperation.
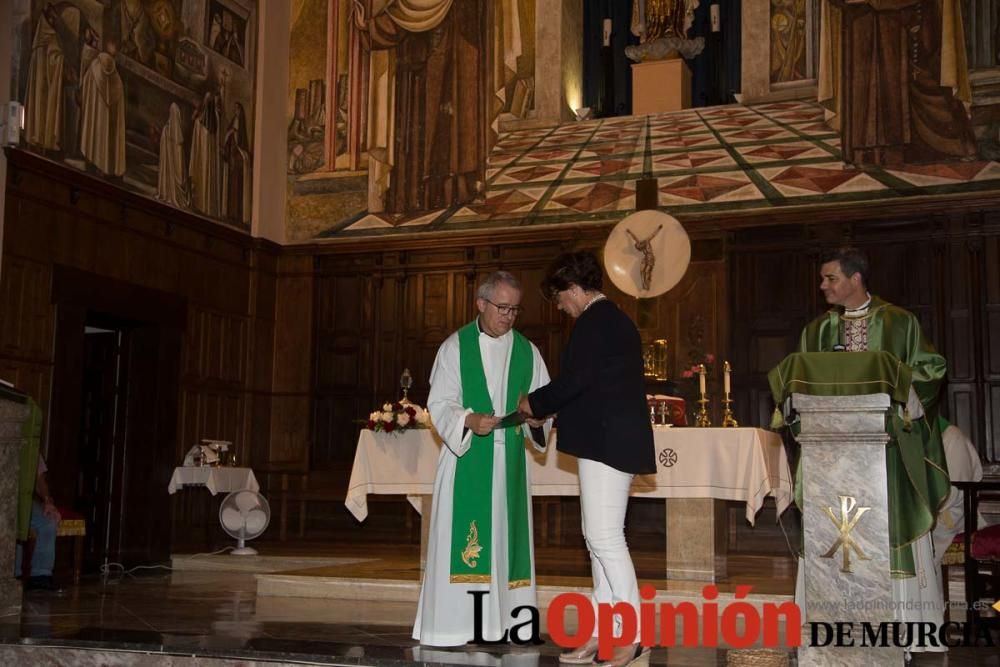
[167,466,260,495]
[346,427,792,581]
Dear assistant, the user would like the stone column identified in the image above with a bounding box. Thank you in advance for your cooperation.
[0,396,29,616]
[511,0,583,131]
[793,393,902,666]
[665,498,728,581]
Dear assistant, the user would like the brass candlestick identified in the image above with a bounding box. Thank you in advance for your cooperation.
[721,396,739,428]
[695,396,712,427]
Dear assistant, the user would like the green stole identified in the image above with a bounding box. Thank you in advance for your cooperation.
[17,398,43,541]
[451,320,533,588]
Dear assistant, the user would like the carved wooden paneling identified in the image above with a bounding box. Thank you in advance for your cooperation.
[0,256,54,361]
[1,150,287,561]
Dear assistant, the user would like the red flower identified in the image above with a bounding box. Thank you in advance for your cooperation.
[392,402,403,411]
[681,370,693,378]
[705,353,716,363]
[405,406,417,418]
[383,421,396,433]
[366,420,376,430]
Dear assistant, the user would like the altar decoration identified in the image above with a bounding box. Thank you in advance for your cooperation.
[367,402,431,434]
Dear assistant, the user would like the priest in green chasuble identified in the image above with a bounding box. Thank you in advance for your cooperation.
[798,246,950,652]
[413,271,551,647]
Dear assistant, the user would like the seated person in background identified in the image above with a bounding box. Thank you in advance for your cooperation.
[15,455,61,591]
[932,419,984,569]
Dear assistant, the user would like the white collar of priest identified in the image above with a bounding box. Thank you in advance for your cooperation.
[476,317,510,340]
[843,293,872,318]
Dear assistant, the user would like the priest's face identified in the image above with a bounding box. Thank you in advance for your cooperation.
[477,282,522,337]
[819,260,865,308]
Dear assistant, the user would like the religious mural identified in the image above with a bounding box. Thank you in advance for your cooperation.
[769,0,809,84]
[11,0,257,228]
[285,0,535,241]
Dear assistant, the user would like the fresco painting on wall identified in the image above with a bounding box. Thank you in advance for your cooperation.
[284,0,536,241]
[494,0,535,122]
[13,0,257,229]
[770,0,809,84]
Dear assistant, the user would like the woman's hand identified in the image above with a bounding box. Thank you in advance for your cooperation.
[517,395,533,417]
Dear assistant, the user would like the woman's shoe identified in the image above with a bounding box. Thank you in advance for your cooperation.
[559,636,600,664]
[594,644,649,667]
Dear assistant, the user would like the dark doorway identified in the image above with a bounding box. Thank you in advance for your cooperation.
[48,267,185,573]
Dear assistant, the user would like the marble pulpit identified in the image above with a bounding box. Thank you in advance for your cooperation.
[794,393,902,666]
[0,391,29,615]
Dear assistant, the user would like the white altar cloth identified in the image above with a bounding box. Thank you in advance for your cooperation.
[167,466,260,495]
[346,427,791,523]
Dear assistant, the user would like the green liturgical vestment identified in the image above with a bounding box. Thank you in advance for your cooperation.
[781,295,950,577]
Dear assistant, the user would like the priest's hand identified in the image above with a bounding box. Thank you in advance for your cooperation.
[465,412,500,435]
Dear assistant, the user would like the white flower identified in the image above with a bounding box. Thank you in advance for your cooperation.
[369,411,380,422]
[383,402,393,412]
[381,411,394,423]
[396,412,411,427]
[416,409,430,425]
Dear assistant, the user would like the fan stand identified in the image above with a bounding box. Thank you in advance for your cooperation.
[231,527,258,556]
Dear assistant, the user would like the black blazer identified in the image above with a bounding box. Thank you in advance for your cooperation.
[528,299,655,474]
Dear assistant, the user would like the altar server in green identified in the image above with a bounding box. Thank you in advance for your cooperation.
[413,271,550,647]
[799,246,950,653]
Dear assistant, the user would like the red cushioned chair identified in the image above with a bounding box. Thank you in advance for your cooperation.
[951,481,1000,633]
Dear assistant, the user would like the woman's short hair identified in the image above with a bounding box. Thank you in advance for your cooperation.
[540,251,603,297]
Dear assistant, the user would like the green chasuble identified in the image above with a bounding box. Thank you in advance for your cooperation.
[15,397,43,541]
[450,321,533,588]
[794,295,950,577]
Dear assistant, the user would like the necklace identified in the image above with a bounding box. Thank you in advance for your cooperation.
[583,293,606,311]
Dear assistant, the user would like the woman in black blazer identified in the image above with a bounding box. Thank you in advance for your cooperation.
[519,251,653,667]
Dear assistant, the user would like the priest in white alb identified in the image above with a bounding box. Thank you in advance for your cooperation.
[413,271,551,647]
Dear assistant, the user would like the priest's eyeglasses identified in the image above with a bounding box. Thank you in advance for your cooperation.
[483,299,522,317]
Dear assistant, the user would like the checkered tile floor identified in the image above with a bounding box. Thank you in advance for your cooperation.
[323,101,1000,238]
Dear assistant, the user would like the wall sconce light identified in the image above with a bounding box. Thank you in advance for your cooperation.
[573,107,592,122]
[3,101,24,146]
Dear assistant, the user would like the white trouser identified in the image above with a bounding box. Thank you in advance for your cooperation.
[578,457,639,638]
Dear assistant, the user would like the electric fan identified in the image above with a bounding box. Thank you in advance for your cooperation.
[219,489,270,555]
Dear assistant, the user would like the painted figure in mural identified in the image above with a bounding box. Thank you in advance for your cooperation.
[212,10,244,66]
[24,3,92,156]
[116,0,156,65]
[24,5,65,152]
[770,0,808,83]
[222,103,252,225]
[823,0,977,165]
[189,89,223,217]
[626,224,663,292]
[626,0,704,62]
[157,103,189,209]
[355,0,487,214]
[631,0,697,41]
[79,40,126,177]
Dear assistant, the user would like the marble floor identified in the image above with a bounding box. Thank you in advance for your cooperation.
[0,543,997,666]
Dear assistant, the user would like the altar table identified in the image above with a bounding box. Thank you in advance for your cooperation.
[167,466,260,495]
[346,427,791,581]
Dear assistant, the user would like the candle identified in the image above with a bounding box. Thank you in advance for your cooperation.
[724,361,731,395]
[603,18,612,47]
[699,364,706,396]
[710,4,721,33]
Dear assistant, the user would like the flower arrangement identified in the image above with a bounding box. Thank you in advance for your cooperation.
[680,352,715,381]
[367,401,431,434]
